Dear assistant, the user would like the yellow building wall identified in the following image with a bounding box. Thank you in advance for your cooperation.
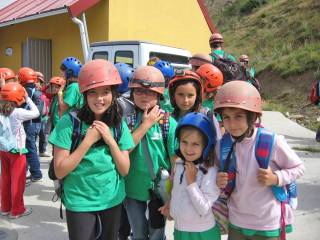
[0,0,108,76]
[108,0,212,54]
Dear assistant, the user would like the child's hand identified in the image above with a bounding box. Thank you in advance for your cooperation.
[185,161,198,185]
[159,201,173,220]
[217,172,228,189]
[83,125,101,145]
[92,120,114,145]
[257,167,278,186]
[142,105,163,128]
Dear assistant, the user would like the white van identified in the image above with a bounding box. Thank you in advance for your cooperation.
[89,40,191,69]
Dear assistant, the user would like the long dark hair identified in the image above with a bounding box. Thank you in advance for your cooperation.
[169,79,202,119]
[0,101,16,116]
[77,85,123,127]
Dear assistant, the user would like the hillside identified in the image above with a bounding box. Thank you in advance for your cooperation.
[205,0,320,131]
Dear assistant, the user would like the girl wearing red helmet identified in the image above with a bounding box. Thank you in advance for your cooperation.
[168,70,203,121]
[49,59,135,240]
[0,83,40,219]
[215,81,304,240]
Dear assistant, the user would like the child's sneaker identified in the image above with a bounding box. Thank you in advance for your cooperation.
[0,211,9,216]
[8,208,32,219]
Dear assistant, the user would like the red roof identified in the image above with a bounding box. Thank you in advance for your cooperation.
[0,0,77,25]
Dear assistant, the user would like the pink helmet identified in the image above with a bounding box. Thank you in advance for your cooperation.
[129,66,165,95]
[209,32,224,46]
[78,59,121,93]
[239,54,249,62]
[214,80,262,114]
[189,53,212,68]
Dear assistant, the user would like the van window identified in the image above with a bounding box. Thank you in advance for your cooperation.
[149,52,189,65]
[92,51,108,60]
[115,51,133,67]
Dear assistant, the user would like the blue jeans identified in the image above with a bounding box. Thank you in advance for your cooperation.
[39,118,51,153]
[124,197,165,240]
[24,121,42,178]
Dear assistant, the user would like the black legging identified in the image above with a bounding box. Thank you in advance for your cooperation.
[66,204,122,240]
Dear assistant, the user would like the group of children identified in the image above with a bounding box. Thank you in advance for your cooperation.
[0,32,305,240]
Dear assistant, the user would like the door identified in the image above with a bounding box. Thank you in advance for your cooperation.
[22,38,52,82]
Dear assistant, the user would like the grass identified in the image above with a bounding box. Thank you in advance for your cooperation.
[292,146,320,153]
[262,100,288,113]
[209,0,320,77]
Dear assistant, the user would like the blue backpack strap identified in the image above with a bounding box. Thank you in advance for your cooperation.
[69,111,82,152]
[220,133,237,196]
[255,128,288,202]
[113,123,122,143]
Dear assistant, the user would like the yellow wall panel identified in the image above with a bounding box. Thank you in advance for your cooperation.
[108,0,212,55]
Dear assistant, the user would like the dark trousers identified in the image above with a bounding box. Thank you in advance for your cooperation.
[118,204,131,239]
[66,204,122,240]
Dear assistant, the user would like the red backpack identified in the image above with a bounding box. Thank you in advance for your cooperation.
[309,81,320,105]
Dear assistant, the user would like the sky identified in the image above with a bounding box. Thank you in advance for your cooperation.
[0,0,15,9]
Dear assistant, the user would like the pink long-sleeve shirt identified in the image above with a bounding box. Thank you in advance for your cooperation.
[218,128,305,231]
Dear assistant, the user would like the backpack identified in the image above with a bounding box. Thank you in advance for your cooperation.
[48,111,122,219]
[0,115,16,152]
[25,87,45,117]
[210,52,244,83]
[213,128,297,236]
[309,81,320,105]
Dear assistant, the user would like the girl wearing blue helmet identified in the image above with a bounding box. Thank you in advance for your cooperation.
[58,57,84,116]
[160,112,221,240]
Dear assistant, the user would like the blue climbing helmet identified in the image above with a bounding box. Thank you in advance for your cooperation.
[60,57,82,80]
[175,112,216,160]
[115,63,134,94]
[153,60,174,81]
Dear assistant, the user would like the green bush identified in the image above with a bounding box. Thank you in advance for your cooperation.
[240,0,268,14]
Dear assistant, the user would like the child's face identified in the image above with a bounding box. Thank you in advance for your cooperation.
[179,128,205,162]
[221,107,249,137]
[86,85,113,120]
[50,83,60,94]
[133,88,159,110]
[174,83,197,114]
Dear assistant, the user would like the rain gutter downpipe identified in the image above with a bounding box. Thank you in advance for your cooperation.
[72,15,90,63]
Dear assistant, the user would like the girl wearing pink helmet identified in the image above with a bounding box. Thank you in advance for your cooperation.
[49,59,135,240]
[124,65,178,240]
[214,81,305,240]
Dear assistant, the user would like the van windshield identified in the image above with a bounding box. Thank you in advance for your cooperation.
[149,52,189,65]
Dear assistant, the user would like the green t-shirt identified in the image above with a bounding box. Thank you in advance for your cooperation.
[202,98,214,110]
[63,82,84,111]
[160,88,174,113]
[211,49,236,62]
[125,111,177,201]
[49,115,135,212]
[49,96,60,128]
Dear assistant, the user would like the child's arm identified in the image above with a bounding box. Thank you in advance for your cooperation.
[93,120,130,176]
[53,125,101,179]
[16,97,40,121]
[185,163,220,216]
[131,105,162,145]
